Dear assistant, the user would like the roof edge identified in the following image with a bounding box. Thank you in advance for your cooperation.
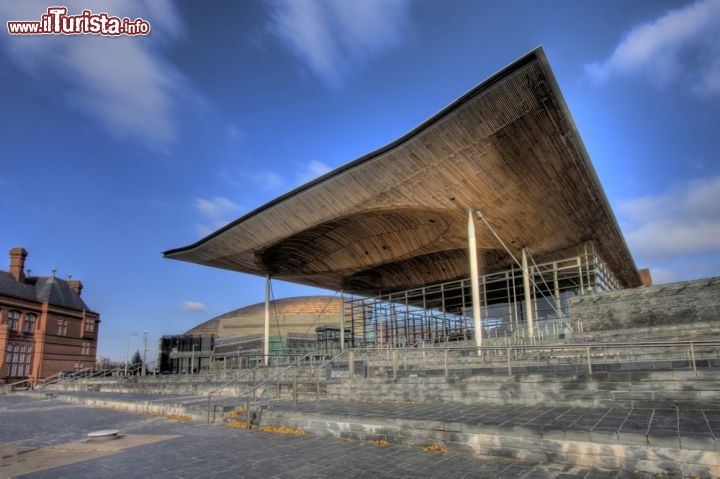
[163,46,546,260]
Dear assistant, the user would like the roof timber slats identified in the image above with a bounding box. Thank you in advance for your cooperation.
[165,47,641,294]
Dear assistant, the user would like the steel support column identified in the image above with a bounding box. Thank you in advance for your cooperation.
[522,248,534,338]
[264,274,270,366]
[340,291,345,352]
[467,209,482,349]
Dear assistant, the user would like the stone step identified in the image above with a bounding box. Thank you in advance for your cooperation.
[14,387,720,477]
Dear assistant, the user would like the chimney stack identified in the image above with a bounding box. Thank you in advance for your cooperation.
[69,280,83,297]
[9,247,28,282]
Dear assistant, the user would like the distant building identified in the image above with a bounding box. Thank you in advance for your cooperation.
[158,296,344,373]
[0,248,100,385]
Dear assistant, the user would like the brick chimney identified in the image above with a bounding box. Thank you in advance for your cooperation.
[9,247,28,282]
[638,268,653,287]
[69,280,83,297]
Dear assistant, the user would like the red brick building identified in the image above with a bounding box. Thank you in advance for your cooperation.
[0,248,100,385]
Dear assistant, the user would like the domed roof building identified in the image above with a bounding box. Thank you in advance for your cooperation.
[159,296,345,373]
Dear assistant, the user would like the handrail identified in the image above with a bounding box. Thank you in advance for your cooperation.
[2,378,32,393]
[35,371,64,389]
[206,352,315,424]
[354,339,720,353]
[353,339,720,379]
[311,349,347,375]
[208,368,259,399]
[239,352,314,399]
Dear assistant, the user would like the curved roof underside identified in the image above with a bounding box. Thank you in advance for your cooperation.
[165,47,641,295]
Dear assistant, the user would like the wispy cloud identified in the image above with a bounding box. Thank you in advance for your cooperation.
[193,197,241,237]
[227,125,245,142]
[181,301,206,312]
[618,176,720,282]
[226,159,333,193]
[266,0,411,87]
[295,159,332,184]
[586,0,720,95]
[0,1,190,149]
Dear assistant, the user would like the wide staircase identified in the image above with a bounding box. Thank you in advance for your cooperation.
[8,340,720,478]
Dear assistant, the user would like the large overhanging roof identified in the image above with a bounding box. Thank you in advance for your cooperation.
[165,47,641,295]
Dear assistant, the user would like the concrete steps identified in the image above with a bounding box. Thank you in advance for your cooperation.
[257,400,720,478]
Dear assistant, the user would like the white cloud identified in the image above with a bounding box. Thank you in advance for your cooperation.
[194,197,240,218]
[193,197,241,237]
[0,1,190,149]
[618,176,720,279]
[296,159,332,184]
[243,171,288,191]
[267,0,411,87]
[181,301,206,312]
[227,125,245,142]
[586,0,720,94]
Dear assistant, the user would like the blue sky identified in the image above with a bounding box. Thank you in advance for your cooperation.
[1,0,719,363]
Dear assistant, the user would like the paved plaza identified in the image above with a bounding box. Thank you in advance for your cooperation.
[0,395,667,478]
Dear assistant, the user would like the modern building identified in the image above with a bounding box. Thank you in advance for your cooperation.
[164,47,648,354]
[158,296,343,373]
[0,247,100,385]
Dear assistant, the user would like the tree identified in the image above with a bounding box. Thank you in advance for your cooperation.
[130,350,143,375]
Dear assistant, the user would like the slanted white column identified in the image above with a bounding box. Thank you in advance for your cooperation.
[467,209,483,349]
[339,291,345,352]
[522,248,534,338]
[264,274,270,366]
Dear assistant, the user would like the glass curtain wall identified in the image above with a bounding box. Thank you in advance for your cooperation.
[343,243,619,347]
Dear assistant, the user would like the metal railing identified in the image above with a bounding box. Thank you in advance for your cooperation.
[206,352,315,424]
[1,378,33,394]
[351,340,720,378]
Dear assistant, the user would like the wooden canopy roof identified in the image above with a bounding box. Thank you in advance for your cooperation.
[165,47,641,295]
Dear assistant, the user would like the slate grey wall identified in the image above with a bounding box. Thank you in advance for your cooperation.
[570,277,720,332]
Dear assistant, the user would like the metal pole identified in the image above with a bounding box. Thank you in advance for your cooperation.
[348,350,355,379]
[507,348,512,376]
[444,349,449,378]
[690,344,697,375]
[392,350,398,379]
[142,330,148,376]
[340,291,345,352]
[468,209,483,349]
[191,344,197,374]
[522,248,534,338]
[264,274,270,367]
[586,347,592,376]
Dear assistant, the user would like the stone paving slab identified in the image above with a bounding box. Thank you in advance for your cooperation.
[0,395,650,479]
[29,390,720,450]
[258,399,720,449]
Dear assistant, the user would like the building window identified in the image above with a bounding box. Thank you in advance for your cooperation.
[81,342,91,355]
[57,319,68,336]
[5,343,32,377]
[7,311,20,331]
[84,317,94,333]
[23,313,36,333]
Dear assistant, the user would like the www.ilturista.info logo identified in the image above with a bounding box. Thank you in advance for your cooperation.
[7,7,151,36]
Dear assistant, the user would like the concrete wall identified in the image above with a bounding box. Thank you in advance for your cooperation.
[570,277,720,334]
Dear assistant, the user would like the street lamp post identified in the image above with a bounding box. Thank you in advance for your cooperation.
[142,330,149,376]
[125,332,137,376]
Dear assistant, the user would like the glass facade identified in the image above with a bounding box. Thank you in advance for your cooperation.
[343,243,620,348]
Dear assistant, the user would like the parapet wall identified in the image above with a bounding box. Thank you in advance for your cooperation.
[570,276,720,333]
